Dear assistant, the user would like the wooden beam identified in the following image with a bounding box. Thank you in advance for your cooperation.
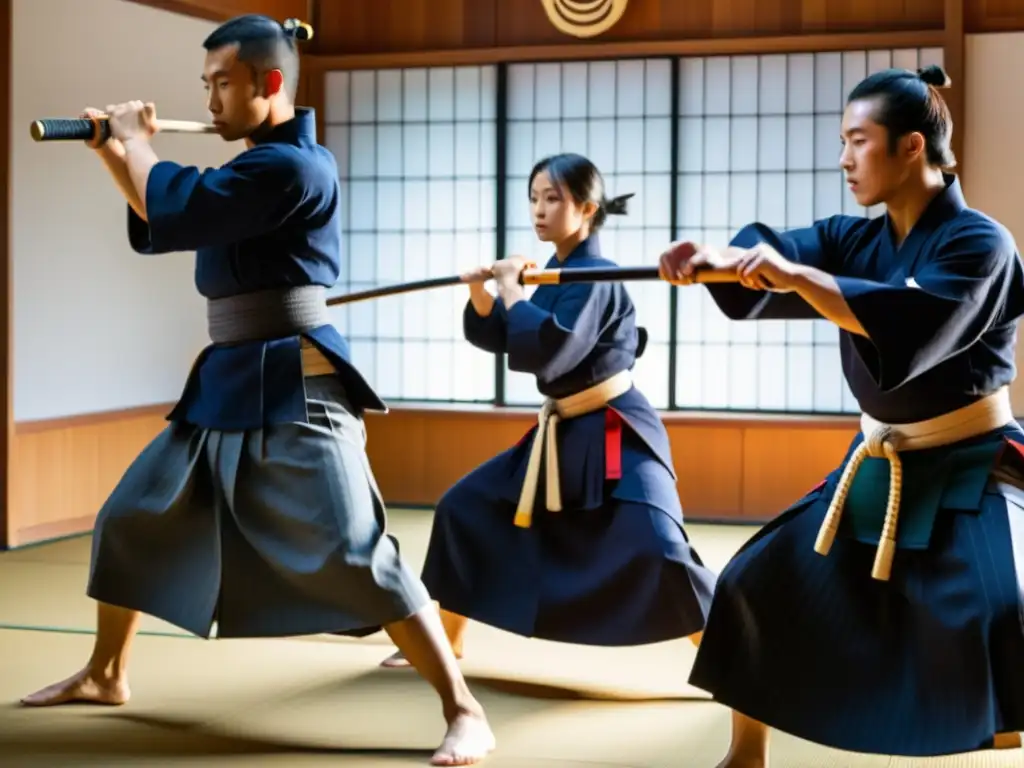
[944,0,966,186]
[302,29,946,72]
[123,0,232,22]
[123,1,311,24]
[306,0,321,55]
[1,0,10,548]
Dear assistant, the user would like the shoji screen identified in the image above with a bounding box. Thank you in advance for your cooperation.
[503,59,675,408]
[323,66,499,402]
[673,47,944,413]
[322,47,944,413]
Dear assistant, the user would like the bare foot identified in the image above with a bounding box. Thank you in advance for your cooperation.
[716,710,769,767]
[21,669,130,707]
[430,710,496,766]
[714,755,766,768]
[381,646,463,669]
[379,650,413,668]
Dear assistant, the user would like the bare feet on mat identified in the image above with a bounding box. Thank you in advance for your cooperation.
[379,650,414,668]
[431,709,496,766]
[715,755,766,768]
[21,669,130,707]
[715,711,768,768]
[381,645,463,669]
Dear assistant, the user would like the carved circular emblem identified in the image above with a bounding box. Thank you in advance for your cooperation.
[540,0,630,39]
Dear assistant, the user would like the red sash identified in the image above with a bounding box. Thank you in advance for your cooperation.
[515,408,623,480]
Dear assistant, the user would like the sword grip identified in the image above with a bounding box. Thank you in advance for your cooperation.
[30,117,111,143]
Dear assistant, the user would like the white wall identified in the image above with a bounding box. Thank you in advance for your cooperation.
[963,32,1024,413]
[11,0,242,421]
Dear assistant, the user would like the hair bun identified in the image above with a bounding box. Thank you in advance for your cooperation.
[282,18,314,41]
[603,193,635,216]
[917,64,950,89]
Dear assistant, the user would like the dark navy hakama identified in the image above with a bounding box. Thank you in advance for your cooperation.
[689,175,1024,756]
[421,237,717,646]
[691,426,1024,756]
[85,109,431,640]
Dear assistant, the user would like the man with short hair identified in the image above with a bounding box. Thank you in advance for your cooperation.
[21,15,494,766]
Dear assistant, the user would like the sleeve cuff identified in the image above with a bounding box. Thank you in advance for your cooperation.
[835,275,903,389]
[142,161,186,252]
[505,300,553,367]
[835,275,892,340]
[705,283,772,320]
[463,295,507,326]
[506,299,552,335]
[492,297,508,320]
[127,205,155,253]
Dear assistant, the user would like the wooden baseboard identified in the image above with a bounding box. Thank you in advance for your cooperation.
[8,515,96,550]
[7,403,172,548]
[361,407,856,521]
[6,402,856,548]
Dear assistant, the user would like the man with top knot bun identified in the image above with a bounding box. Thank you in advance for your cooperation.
[660,65,1024,766]
[20,14,495,766]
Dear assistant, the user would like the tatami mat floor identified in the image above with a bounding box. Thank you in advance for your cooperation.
[0,510,1019,767]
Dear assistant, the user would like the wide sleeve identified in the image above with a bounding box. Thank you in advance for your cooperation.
[837,220,1018,392]
[505,282,607,379]
[705,216,860,321]
[463,297,508,354]
[128,146,312,254]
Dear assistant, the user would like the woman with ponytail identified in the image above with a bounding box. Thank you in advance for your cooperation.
[382,152,717,668]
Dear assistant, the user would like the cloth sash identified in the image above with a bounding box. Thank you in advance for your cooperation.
[514,370,633,528]
[815,386,1015,581]
[206,287,335,378]
[207,286,329,344]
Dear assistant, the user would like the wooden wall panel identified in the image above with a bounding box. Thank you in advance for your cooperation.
[966,0,1024,33]
[315,0,496,55]
[8,406,171,548]
[128,0,309,23]
[313,0,944,54]
[494,0,943,48]
[361,410,855,520]
[5,406,856,548]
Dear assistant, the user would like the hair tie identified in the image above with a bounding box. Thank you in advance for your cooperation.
[603,193,635,216]
[282,18,314,41]
[916,64,950,88]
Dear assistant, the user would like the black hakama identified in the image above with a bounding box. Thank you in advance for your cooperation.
[688,174,1024,756]
[421,236,717,646]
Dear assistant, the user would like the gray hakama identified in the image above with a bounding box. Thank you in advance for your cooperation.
[86,291,431,639]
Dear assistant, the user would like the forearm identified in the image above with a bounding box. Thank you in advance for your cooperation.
[121,137,161,220]
[495,280,526,311]
[791,265,867,337]
[468,283,496,317]
[96,147,146,220]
